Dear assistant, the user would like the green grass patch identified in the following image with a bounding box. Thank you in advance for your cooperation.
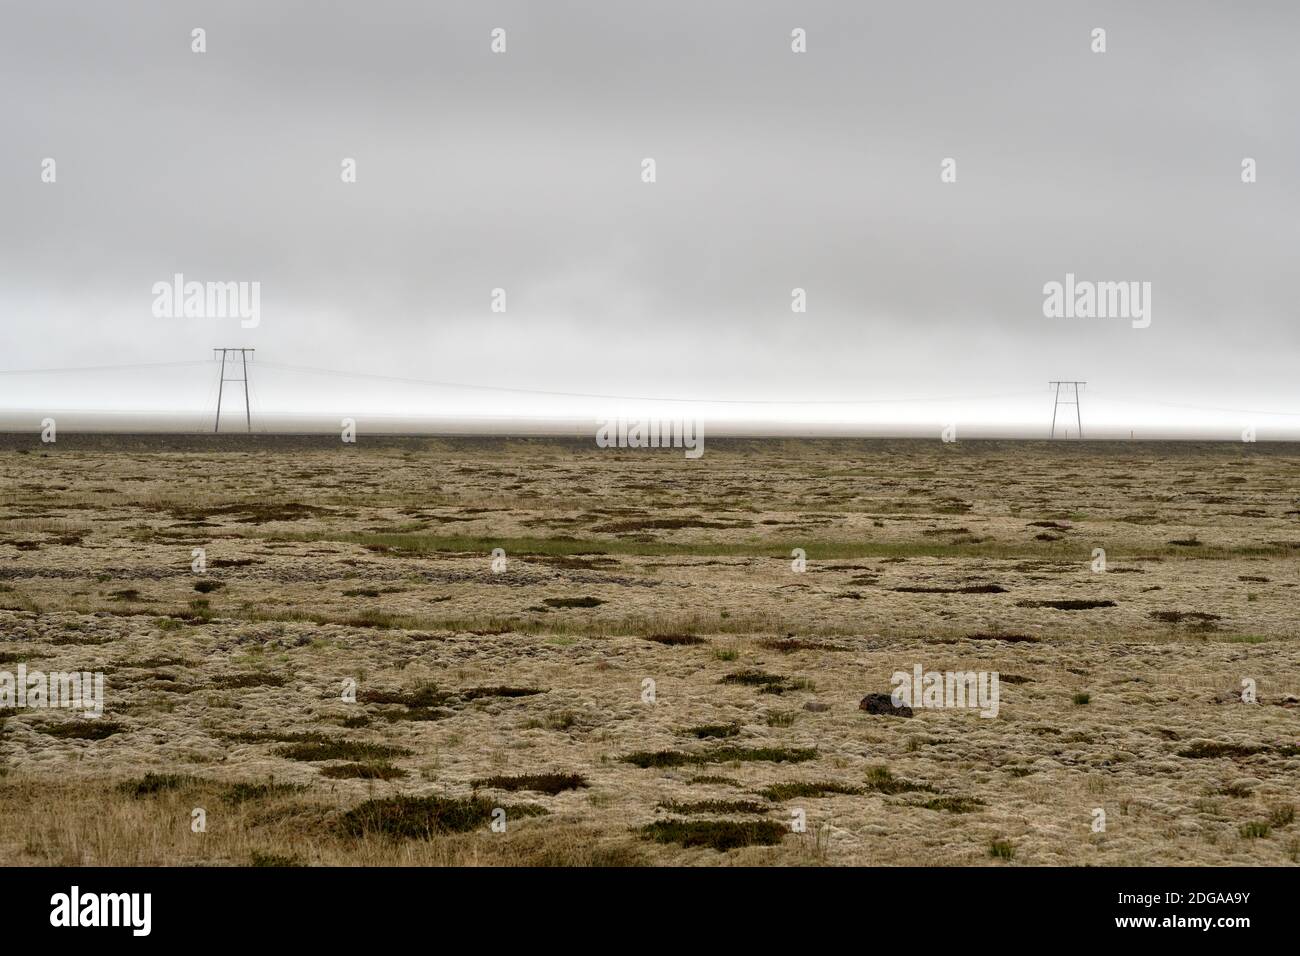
[222,780,308,804]
[1017,599,1116,611]
[338,795,545,839]
[920,796,984,813]
[320,762,406,780]
[760,781,863,801]
[543,596,605,609]
[218,730,334,744]
[358,683,448,707]
[274,740,413,762]
[460,686,546,700]
[656,799,769,815]
[645,633,707,646]
[1177,741,1265,759]
[893,584,1007,594]
[863,765,934,795]
[116,773,196,797]
[622,746,816,769]
[210,672,286,689]
[639,818,786,851]
[989,839,1015,860]
[1268,805,1295,828]
[39,720,125,740]
[682,723,740,739]
[271,531,1295,562]
[472,772,587,795]
[376,706,448,722]
[758,637,849,653]
[1151,610,1222,628]
[719,669,806,695]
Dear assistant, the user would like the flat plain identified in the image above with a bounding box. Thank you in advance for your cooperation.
[0,434,1296,866]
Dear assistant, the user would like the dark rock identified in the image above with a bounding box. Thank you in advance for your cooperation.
[859,693,913,717]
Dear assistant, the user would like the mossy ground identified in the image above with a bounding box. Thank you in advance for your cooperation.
[1,436,1297,865]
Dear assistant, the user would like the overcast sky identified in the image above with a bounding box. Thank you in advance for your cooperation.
[2,0,1298,437]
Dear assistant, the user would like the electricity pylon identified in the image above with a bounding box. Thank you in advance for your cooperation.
[1048,381,1085,439]
[213,348,255,433]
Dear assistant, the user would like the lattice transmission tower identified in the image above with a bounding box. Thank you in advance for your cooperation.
[213,348,255,433]
[1048,381,1085,439]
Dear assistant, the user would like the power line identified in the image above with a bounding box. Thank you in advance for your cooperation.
[1088,390,1300,418]
[1,357,1296,418]
[0,357,1047,405]
[258,360,1044,407]
[0,360,210,375]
